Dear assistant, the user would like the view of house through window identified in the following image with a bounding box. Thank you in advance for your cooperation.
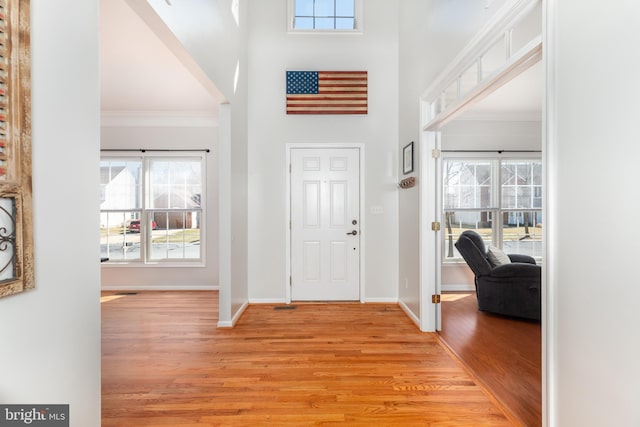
[292,0,357,30]
[100,155,205,263]
[443,157,542,262]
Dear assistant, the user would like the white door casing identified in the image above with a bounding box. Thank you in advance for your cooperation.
[290,148,360,301]
[419,1,543,332]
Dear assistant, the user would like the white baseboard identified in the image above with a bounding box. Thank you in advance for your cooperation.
[217,320,233,327]
[442,284,475,292]
[101,284,219,291]
[247,298,399,304]
[365,297,399,303]
[248,299,288,304]
[218,300,249,328]
[399,300,420,328]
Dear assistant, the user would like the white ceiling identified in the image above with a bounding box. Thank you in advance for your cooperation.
[100,0,218,113]
[100,0,541,121]
[457,60,543,121]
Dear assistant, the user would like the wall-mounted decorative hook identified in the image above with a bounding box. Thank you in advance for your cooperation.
[399,177,415,189]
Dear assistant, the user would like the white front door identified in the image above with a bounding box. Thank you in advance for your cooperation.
[290,148,360,301]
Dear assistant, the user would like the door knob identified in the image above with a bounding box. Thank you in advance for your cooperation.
[346,230,358,236]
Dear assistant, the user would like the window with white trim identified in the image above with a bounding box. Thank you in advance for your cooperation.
[289,0,361,31]
[443,156,542,262]
[100,153,205,264]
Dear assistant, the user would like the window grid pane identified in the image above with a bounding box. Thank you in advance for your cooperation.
[335,18,354,29]
[501,160,542,209]
[149,210,201,261]
[315,17,335,29]
[443,160,493,209]
[502,210,542,258]
[295,17,314,29]
[100,155,204,264]
[314,0,334,16]
[294,0,356,30]
[296,0,313,15]
[149,158,202,210]
[443,158,542,262]
[100,159,142,210]
[100,211,142,261]
[335,0,354,16]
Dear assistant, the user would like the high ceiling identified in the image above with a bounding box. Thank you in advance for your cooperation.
[458,60,543,121]
[100,0,218,113]
[100,0,541,120]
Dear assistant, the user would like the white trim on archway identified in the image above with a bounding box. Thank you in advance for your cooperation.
[417,1,549,426]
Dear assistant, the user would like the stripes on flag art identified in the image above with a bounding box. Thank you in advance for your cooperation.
[286,71,368,115]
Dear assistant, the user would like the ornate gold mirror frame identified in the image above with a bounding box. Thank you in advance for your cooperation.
[0,0,33,298]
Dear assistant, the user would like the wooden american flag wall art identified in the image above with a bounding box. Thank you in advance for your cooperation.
[286,71,368,115]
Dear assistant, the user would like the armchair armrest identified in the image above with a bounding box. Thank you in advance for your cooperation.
[491,262,541,279]
[508,254,536,264]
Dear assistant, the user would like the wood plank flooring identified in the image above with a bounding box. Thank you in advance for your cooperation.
[438,292,542,427]
[102,291,514,426]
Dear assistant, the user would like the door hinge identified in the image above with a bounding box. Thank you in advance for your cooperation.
[431,221,441,231]
[289,276,292,286]
[432,294,441,304]
[432,149,441,158]
[289,164,292,173]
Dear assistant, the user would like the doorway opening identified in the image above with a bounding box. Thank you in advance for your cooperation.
[436,63,543,427]
[417,1,544,425]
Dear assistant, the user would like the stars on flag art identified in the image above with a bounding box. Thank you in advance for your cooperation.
[286,71,368,115]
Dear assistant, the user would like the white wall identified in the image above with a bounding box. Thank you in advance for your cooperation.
[0,0,101,425]
[246,0,400,302]
[549,1,640,425]
[100,123,219,290]
[228,5,250,323]
[147,0,239,102]
[147,0,249,324]
[441,119,542,151]
[398,0,511,321]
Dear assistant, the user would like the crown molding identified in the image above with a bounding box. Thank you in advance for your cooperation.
[101,110,218,128]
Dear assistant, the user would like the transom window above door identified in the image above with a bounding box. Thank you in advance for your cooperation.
[289,0,361,32]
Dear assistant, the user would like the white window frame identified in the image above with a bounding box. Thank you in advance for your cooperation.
[100,152,206,267]
[442,152,542,264]
[287,0,363,34]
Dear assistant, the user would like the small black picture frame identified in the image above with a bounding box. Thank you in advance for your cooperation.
[403,141,414,175]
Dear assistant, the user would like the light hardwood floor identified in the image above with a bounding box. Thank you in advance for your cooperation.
[439,292,542,427]
[102,291,514,426]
